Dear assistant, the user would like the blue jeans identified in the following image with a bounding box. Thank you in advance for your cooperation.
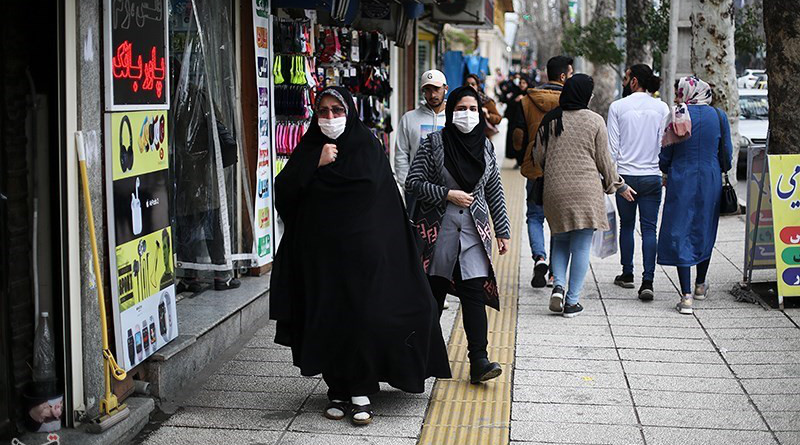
[526,180,547,260]
[616,175,662,282]
[551,229,595,305]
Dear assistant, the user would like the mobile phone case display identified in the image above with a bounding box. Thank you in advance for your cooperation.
[273,16,316,175]
[253,0,275,264]
[105,111,178,371]
[314,26,392,155]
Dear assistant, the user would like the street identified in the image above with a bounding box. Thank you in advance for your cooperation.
[131,159,800,445]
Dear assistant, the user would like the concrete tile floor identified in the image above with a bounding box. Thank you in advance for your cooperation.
[132,188,799,445]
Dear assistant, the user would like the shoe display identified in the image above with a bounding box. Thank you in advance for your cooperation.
[614,273,635,289]
[676,295,693,314]
[531,258,549,288]
[694,283,709,300]
[469,358,503,384]
[638,280,654,301]
[562,302,584,318]
[549,286,565,313]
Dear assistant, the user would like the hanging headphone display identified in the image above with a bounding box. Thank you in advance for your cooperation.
[119,115,134,172]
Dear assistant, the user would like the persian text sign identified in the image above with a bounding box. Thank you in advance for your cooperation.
[104,0,170,110]
[768,155,800,299]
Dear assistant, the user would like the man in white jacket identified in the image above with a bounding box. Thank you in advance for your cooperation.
[395,69,448,212]
[607,64,670,301]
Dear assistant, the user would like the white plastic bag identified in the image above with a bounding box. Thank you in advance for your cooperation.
[591,195,618,258]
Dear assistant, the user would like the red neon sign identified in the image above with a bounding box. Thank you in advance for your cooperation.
[112,40,166,98]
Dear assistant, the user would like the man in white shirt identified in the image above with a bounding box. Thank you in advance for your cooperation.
[607,64,670,300]
[395,70,448,213]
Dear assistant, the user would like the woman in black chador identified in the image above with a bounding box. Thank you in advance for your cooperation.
[270,86,451,426]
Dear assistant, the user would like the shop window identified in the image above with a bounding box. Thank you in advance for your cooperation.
[168,0,254,284]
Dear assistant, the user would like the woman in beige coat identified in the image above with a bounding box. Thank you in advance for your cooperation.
[534,74,635,317]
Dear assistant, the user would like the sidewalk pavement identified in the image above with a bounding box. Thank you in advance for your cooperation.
[131,188,800,445]
[513,212,800,445]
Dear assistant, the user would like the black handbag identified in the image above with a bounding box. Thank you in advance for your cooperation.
[714,108,739,215]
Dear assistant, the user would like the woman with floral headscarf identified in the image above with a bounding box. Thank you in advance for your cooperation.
[658,76,733,315]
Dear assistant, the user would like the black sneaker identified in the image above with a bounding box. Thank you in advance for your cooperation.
[549,286,565,313]
[614,273,635,289]
[563,302,584,318]
[638,280,654,301]
[531,258,549,288]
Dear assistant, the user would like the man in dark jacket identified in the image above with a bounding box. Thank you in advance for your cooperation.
[511,56,573,288]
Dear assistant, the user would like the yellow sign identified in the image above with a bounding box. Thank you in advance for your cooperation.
[115,227,174,312]
[768,155,800,298]
[110,111,169,181]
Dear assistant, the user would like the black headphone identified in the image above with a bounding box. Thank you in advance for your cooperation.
[120,115,134,172]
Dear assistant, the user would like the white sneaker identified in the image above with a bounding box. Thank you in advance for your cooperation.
[676,295,694,315]
[694,283,709,300]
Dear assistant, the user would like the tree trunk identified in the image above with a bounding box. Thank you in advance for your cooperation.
[763,2,800,154]
[626,0,654,67]
[690,0,739,182]
[560,0,572,30]
[589,0,617,120]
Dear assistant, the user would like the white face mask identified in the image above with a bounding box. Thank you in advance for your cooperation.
[452,110,480,134]
[318,116,347,140]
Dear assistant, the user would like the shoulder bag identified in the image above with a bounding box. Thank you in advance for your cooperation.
[714,108,739,215]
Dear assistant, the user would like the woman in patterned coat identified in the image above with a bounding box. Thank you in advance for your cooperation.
[406,86,511,385]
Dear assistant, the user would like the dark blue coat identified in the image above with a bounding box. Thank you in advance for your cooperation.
[657,106,733,267]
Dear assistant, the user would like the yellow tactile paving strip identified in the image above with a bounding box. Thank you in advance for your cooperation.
[418,164,524,445]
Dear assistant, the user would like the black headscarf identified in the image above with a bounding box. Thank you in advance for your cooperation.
[442,86,487,193]
[537,73,594,149]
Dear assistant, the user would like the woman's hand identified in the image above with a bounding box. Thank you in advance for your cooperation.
[319,143,338,167]
[447,190,475,207]
[662,175,668,187]
[618,186,637,202]
[497,238,510,255]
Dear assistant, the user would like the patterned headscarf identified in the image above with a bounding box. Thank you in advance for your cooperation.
[662,76,713,146]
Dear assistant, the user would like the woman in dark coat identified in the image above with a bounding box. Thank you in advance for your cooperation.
[406,86,511,385]
[658,76,733,315]
[270,87,451,425]
[503,74,530,165]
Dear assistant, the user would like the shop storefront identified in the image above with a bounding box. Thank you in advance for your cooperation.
[2,0,424,441]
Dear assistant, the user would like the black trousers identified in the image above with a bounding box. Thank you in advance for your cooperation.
[428,264,489,362]
[323,374,379,401]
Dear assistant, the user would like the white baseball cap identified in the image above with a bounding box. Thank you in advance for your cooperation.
[420,69,447,88]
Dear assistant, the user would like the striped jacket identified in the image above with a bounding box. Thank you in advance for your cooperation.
[406,131,510,310]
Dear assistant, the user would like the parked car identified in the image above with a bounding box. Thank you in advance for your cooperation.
[737,69,766,89]
[738,88,769,171]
